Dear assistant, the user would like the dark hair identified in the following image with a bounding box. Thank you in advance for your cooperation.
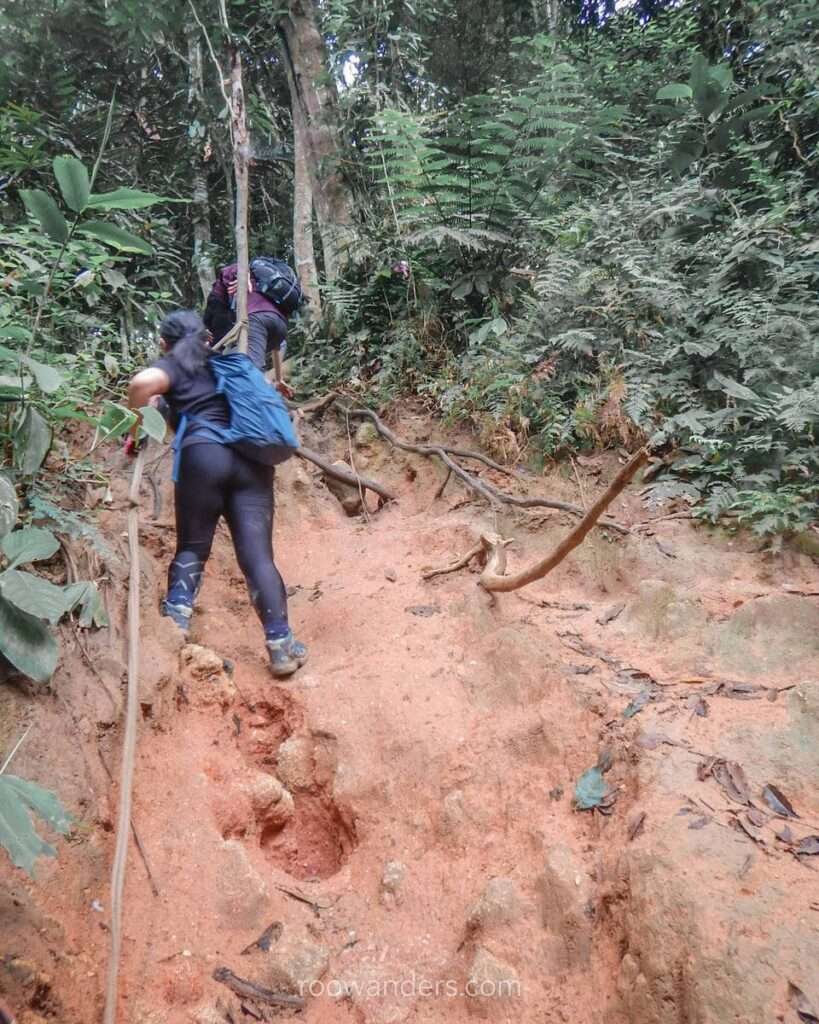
[159,309,209,375]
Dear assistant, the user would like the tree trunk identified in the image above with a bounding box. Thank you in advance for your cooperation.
[279,0,358,281]
[292,98,322,318]
[535,0,563,35]
[186,25,215,301]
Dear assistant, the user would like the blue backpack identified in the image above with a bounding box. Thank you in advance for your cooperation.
[171,352,299,481]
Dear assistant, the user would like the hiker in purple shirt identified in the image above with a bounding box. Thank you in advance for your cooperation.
[203,261,294,398]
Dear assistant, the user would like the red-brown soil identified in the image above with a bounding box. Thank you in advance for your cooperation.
[2,409,818,1024]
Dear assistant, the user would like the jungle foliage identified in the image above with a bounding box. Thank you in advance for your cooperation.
[0,1,816,684]
[305,1,819,537]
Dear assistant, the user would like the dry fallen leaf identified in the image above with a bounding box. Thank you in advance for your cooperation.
[712,759,751,805]
[735,813,766,845]
[628,810,646,841]
[776,824,794,845]
[762,783,799,819]
[746,808,769,828]
[788,981,819,1023]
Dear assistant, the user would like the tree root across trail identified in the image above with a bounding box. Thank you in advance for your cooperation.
[295,395,630,534]
[422,449,648,595]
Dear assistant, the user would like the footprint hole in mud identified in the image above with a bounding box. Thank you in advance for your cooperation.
[259,791,357,881]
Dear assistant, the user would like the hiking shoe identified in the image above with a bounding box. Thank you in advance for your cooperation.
[161,599,193,633]
[266,631,308,678]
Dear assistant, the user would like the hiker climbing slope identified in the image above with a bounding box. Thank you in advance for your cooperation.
[203,257,304,398]
[126,309,306,678]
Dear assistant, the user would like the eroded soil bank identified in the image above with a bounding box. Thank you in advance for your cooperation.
[2,409,818,1024]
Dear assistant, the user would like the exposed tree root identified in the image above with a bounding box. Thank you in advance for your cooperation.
[422,541,484,580]
[295,446,396,504]
[337,405,630,533]
[479,448,648,593]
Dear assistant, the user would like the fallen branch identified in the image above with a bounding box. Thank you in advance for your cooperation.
[480,448,648,593]
[296,446,395,504]
[212,967,306,1010]
[339,406,629,533]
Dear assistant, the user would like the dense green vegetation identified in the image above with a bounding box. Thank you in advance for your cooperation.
[1,3,817,648]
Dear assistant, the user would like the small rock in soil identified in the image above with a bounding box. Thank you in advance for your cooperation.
[265,934,329,994]
[466,877,520,933]
[597,602,625,626]
[384,568,398,582]
[215,841,269,930]
[537,844,592,969]
[466,948,520,1009]
[276,736,315,793]
[381,859,407,895]
[244,772,295,831]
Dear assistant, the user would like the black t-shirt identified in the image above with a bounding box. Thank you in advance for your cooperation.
[153,355,230,447]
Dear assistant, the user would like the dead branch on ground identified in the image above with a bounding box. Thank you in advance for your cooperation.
[479,449,648,593]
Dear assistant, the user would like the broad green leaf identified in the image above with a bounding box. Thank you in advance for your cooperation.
[101,267,128,290]
[78,221,153,255]
[20,355,64,395]
[711,371,759,402]
[97,401,137,440]
[0,376,26,398]
[20,189,69,243]
[0,475,18,540]
[0,774,72,876]
[13,406,51,475]
[574,766,609,810]
[0,325,31,343]
[0,570,73,624]
[656,83,693,102]
[139,405,166,443]
[64,581,108,628]
[1,527,60,568]
[85,187,179,211]
[0,594,58,682]
[52,155,90,213]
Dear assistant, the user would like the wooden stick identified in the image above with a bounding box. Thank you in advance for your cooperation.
[229,44,250,355]
[480,449,648,593]
[296,446,396,503]
[103,445,146,1024]
[212,967,306,1009]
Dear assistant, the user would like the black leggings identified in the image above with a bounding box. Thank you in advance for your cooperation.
[167,442,289,639]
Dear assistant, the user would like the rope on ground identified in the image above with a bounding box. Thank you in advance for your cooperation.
[103,444,146,1024]
[479,448,648,594]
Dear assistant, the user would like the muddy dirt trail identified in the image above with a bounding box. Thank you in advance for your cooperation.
[2,409,819,1024]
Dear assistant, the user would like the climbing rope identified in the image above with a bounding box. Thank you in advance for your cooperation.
[103,444,146,1024]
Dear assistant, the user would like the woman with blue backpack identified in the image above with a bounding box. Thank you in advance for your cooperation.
[126,309,306,678]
